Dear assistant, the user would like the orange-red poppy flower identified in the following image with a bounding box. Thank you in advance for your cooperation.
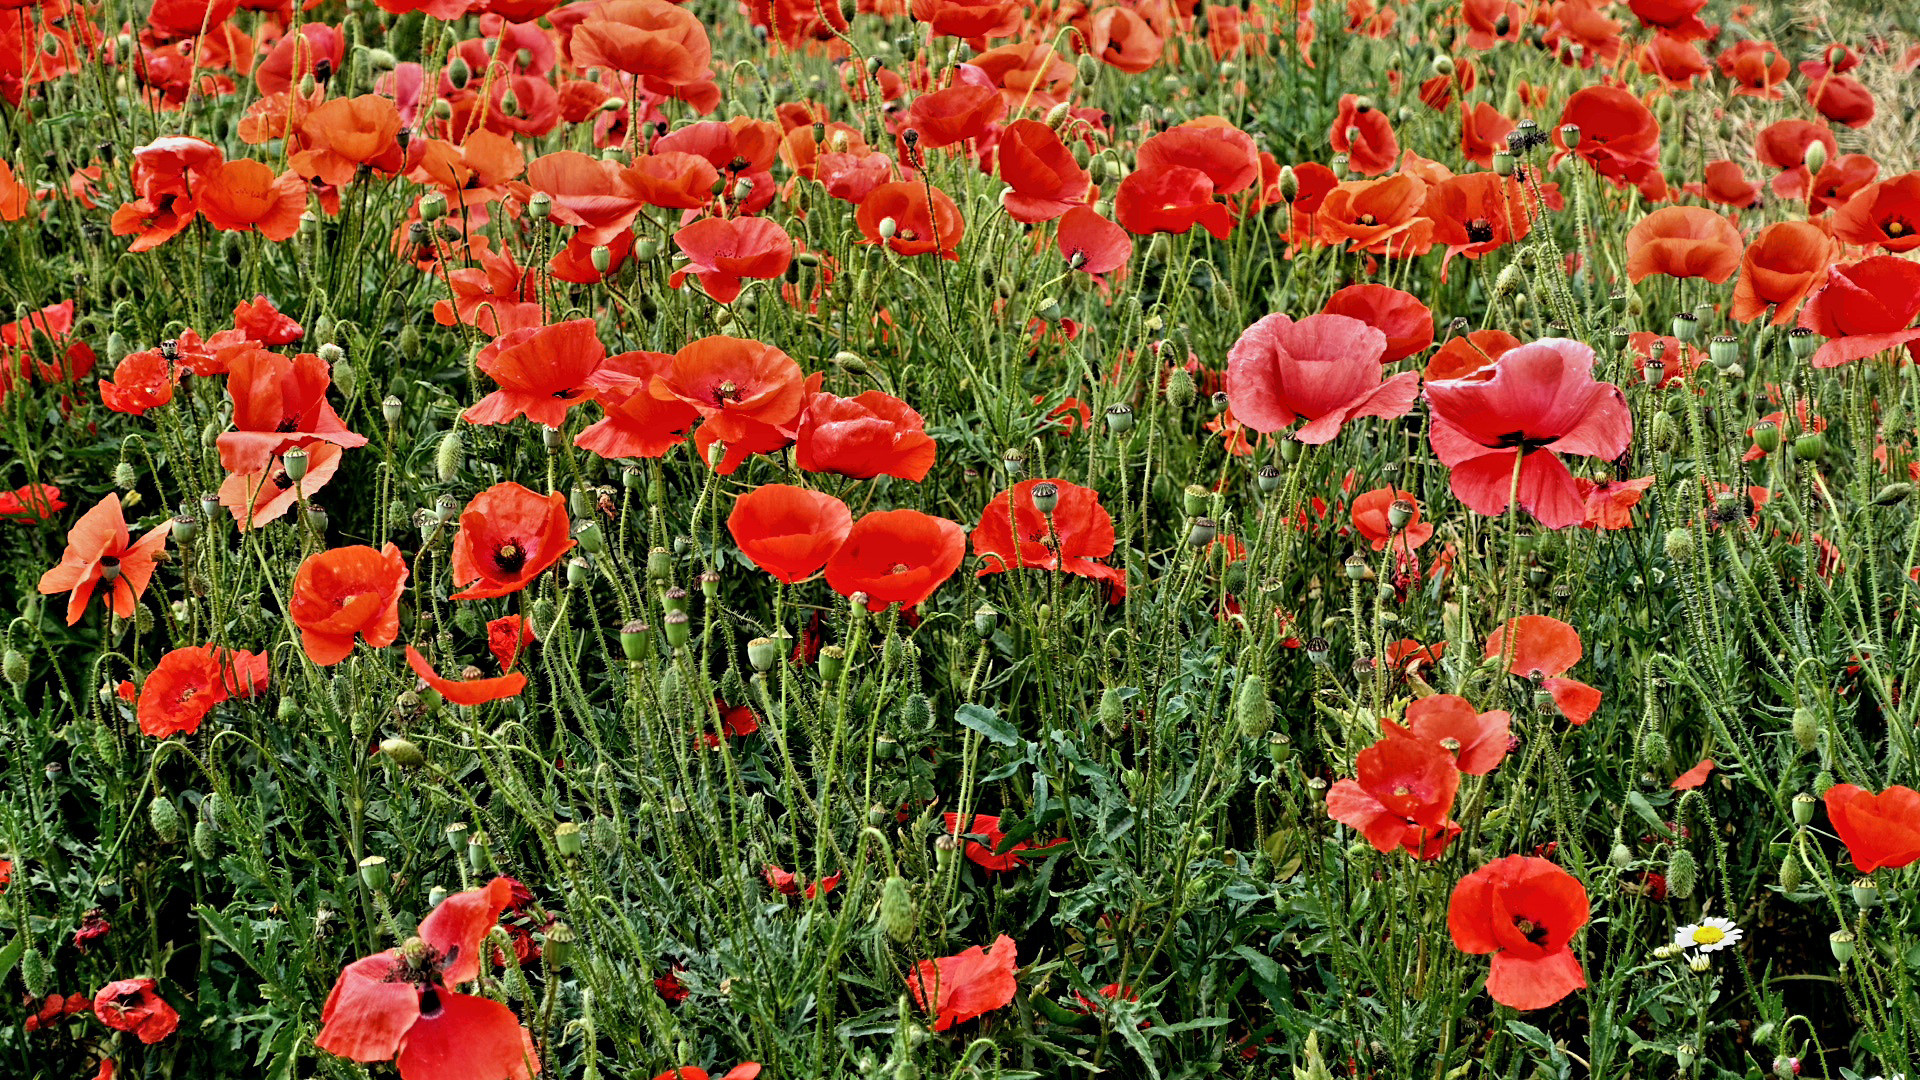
[625,151,722,211]
[1321,285,1433,363]
[216,347,367,475]
[1798,256,1920,368]
[1625,206,1741,284]
[669,217,794,303]
[574,350,700,459]
[1056,205,1132,277]
[405,646,527,705]
[37,494,171,625]
[0,483,64,523]
[1576,475,1655,530]
[290,543,409,665]
[450,482,574,600]
[971,478,1126,596]
[1328,93,1399,176]
[649,335,806,443]
[1316,175,1434,257]
[1351,487,1433,551]
[941,813,1066,872]
[1484,614,1601,723]
[1115,165,1235,241]
[1833,172,1920,253]
[1325,726,1461,859]
[1088,6,1164,73]
[1731,221,1834,324]
[1424,329,1519,382]
[196,159,305,241]
[466,319,612,428]
[824,509,966,611]
[1449,856,1588,1010]
[1226,312,1419,443]
[570,0,712,88]
[93,979,180,1045]
[904,84,1005,149]
[906,934,1018,1032]
[727,484,853,584]
[1808,154,1881,215]
[1671,758,1715,790]
[290,95,406,187]
[1386,695,1510,775]
[488,615,537,671]
[794,391,938,482]
[1717,39,1789,98]
[1754,119,1836,199]
[856,181,965,259]
[1554,85,1663,199]
[137,645,268,737]
[1825,784,1920,873]
[1808,74,1874,130]
[1685,160,1760,209]
[1423,173,1532,277]
[1459,103,1515,168]
[218,441,345,527]
[98,349,179,415]
[997,119,1090,223]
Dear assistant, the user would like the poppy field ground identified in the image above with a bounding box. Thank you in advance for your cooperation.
[3,0,1920,1076]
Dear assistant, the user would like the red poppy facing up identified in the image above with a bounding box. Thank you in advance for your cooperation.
[906,935,1019,1032]
[856,181,965,259]
[37,494,172,625]
[670,217,794,303]
[1325,726,1462,859]
[727,484,853,584]
[450,483,574,600]
[405,646,527,706]
[93,980,179,1044]
[941,813,1067,872]
[1351,487,1433,552]
[291,95,407,187]
[466,319,610,428]
[824,509,966,612]
[1798,256,1920,368]
[1448,855,1589,1011]
[1385,695,1511,775]
[971,478,1126,597]
[649,336,807,444]
[1226,313,1419,444]
[574,349,701,460]
[1732,221,1835,325]
[998,119,1091,223]
[290,544,409,666]
[1484,615,1602,724]
[1833,173,1920,253]
[315,878,540,1080]
[1625,206,1742,284]
[1320,285,1433,364]
[137,644,268,737]
[1425,339,1630,531]
[216,348,367,475]
[794,391,938,481]
[1824,784,1920,873]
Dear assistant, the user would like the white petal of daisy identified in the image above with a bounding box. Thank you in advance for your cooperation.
[1676,916,1742,953]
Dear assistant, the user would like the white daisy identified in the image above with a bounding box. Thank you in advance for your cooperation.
[1673,916,1743,953]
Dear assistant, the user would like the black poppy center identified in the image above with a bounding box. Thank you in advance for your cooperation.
[1491,431,1556,451]
[1886,217,1911,239]
[1513,916,1550,946]
[418,987,444,1018]
[1466,218,1495,243]
[276,416,301,433]
[494,542,527,574]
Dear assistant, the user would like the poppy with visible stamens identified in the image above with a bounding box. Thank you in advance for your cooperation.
[216,347,367,475]
[855,181,965,259]
[465,319,611,429]
[290,544,409,666]
[1449,856,1588,1010]
[1325,725,1462,859]
[649,335,806,444]
[450,483,574,600]
[1384,694,1510,775]
[1055,205,1132,278]
[1833,173,1920,253]
[1328,94,1399,176]
[1423,173,1532,279]
[971,478,1126,598]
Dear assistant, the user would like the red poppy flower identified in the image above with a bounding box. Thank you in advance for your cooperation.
[905,84,1005,149]
[1351,487,1433,551]
[726,484,853,584]
[315,878,539,1080]
[1423,173,1533,277]
[1731,221,1834,324]
[1384,695,1510,775]
[1226,312,1419,443]
[290,544,409,666]
[1321,285,1433,364]
[1625,206,1742,284]
[451,483,574,600]
[856,181,965,259]
[405,646,527,705]
[971,478,1126,596]
[37,494,172,625]
[137,645,266,737]
[1459,103,1516,168]
[219,441,345,528]
[1754,119,1836,199]
[1328,93,1399,176]
[1448,855,1588,1011]
[1484,615,1601,724]
[1824,784,1920,873]
[1798,256,1920,368]
[1325,726,1462,859]
[649,335,806,446]
[670,217,794,304]
[942,813,1066,872]
[906,934,1019,1032]
[488,615,537,672]
[0,483,63,523]
[794,391,937,481]
[909,0,1020,38]
[1808,75,1874,130]
[998,119,1090,223]
[1685,160,1760,209]
[465,319,611,428]
[216,347,367,475]
[233,295,303,345]
[764,864,840,899]
[1577,475,1655,530]
[1425,339,1630,531]
[1717,40,1789,98]
[1810,155,1880,215]
[623,152,721,212]
[1671,759,1715,790]
[569,349,698,460]
[1462,0,1522,46]
[1626,0,1711,38]
[569,0,712,86]
[196,159,306,241]
[92,980,179,1044]
[1554,86,1663,199]
[824,509,966,612]
[290,95,406,187]
[1316,175,1435,256]
[651,1065,760,1080]
[1056,205,1131,279]
[1115,166,1234,241]
[1833,173,1920,253]
[1424,329,1520,382]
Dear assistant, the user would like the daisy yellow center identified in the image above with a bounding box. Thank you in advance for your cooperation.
[1691,925,1726,946]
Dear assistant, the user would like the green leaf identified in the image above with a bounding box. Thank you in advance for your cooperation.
[957,703,1021,747]
[1231,944,1279,984]
[0,934,25,986]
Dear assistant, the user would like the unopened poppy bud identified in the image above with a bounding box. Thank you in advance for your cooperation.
[1752,419,1780,455]
[1778,852,1804,891]
[528,191,552,222]
[149,795,184,843]
[1852,877,1880,908]
[1494,263,1523,296]
[435,429,463,482]
[880,875,915,941]
[1830,929,1856,964]
[1258,465,1282,493]
[1665,847,1697,899]
[1097,686,1125,737]
[298,72,316,96]
[1236,676,1273,739]
[359,855,392,893]
[747,636,780,671]
[818,644,846,680]
[113,461,136,489]
[1031,482,1061,513]
[1076,52,1100,82]
[1163,366,1197,409]
[1651,409,1678,450]
[380,737,425,768]
[2,648,25,691]
[1802,140,1828,176]
[447,55,471,88]
[1187,517,1217,547]
[663,610,691,649]
[707,438,728,468]
[431,99,453,120]
[1792,430,1825,461]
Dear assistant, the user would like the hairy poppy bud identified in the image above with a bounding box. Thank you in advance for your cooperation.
[1778,853,1803,892]
[1098,686,1126,738]
[2,648,26,692]
[1165,366,1197,408]
[1802,140,1828,176]
[1608,842,1631,869]
[435,429,463,482]
[150,795,184,843]
[880,876,915,942]
[1236,676,1273,739]
[380,737,425,768]
[1665,847,1697,899]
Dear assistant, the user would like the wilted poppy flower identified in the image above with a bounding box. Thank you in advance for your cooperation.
[971,478,1126,596]
[93,980,179,1044]
[1833,173,1920,253]
[1484,615,1602,724]
[1226,312,1419,443]
[649,335,806,443]
[37,494,172,625]
[570,0,712,87]
[1731,221,1834,324]
[290,544,409,666]
[906,934,1018,1032]
[1328,94,1399,176]
[1385,695,1510,775]
[1351,487,1433,551]
[1321,285,1433,363]
[1824,783,1920,873]
[216,348,367,475]
[1325,727,1462,858]
[0,483,63,523]
[825,509,966,611]
[1448,856,1588,1010]
[670,217,794,303]
[1625,206,1742,284]
[137,645,267,736]
[794,391,937,481]
[942,813,1066,871]
[488,615,537,672]
[1555,86,1663,199]
[998,119,1090,223]
[315,878,539,1080]
[405,646,527,705]
[1798,256,1920,368]
[727,484,853,583]
[1425,339,1630,530]
[451,483,574,600]
[465,319,610,428]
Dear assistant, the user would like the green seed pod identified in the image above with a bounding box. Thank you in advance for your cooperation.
[19,945,49,999]
[647,546,673,581]
[544,922,575,969]
[149,794,184,843]
[467,830,491,872]
[446,821,471,853]
[359,855,391,892]
[880,875,914,942]
[1098,687,1125,738]
[1792,430,1825,461]
[380,737,426,768]
[1792,793,1816,825]
[1873,483,1913,507]
[1666,847,1697,900]
[1662,527,1694,563]
[555,822,584,857]
[435,429,464,483]
[1791,707,1819,752]
[1779,852,1803,892]
[818,644,846,681]
[1236,676,1273,739]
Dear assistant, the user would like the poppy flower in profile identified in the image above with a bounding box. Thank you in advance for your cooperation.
[650,1065,760,1080]
[1385,695,1511,776]
[1731,221,1834,325]
[569,0,712,87]
[1554,86,1663,199]
[670,217,794,303]
[1833,173,1920,253]
[1717,40,1790,98]
[649,335,806,443]
[726,484,853,584]
[465,319,610,428]
[1057,205,1132,279]
[1823,784,1920,873]
[1424,328,1520,382]
[764,865,840,899]
[1798,256,1920,368]
[233,295,303,346]
[1425,339,1631,531]
[971,478,1126,597]
[488,615,537,672]
[905,84,1005,149]
[37,494,172,625]
[1808,75,1874,130]
[856,181,965,259]
[216,348,367,475]
[0,483,64,523]
[290,544,409,666]
[794,391,938,482]
[315,878,540,1080]
[1448,855,1588,1011]
[1328,94,1399,176]
[450,483,574,600]
[1626,0,1711,38]
[1325,726,1462,859]
[941,813,1067,872]
[405,646,527,706]
[906,934,1019,1032]
[93,980,179,1044]
[1459,103,1516,168]
[98,349,178,415]
[196,159,306,241]
[1685,160,1760,209]
[1321,285,1433,363]
[998,119,1090,223]
[1637,33,1709,88]
[1226,312,1419,444]
[1625,206,1742,284]
[1484,615,1602,724]
[1351,487,1433,551]
[573,349,700,460]
[824,509,966,612]
[1754,119,1837,199]
[1116,129,1243,240]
